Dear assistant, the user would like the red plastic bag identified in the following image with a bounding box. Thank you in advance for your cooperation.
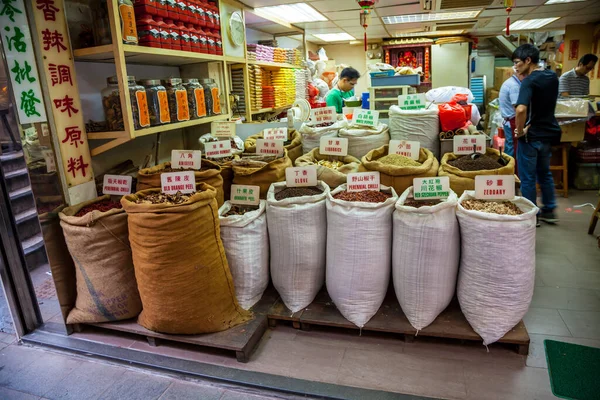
[451,93,469,104]
[438,102,468,132]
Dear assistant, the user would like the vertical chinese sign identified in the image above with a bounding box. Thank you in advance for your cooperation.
[31,0,93,186]
[568,39,579,61]
[0,0,47,124]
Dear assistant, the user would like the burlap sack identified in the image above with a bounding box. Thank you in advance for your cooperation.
[121,183,251,334]
[438,148,515,196]
[59,195,141,324]
[136,160,224,206]
[359,146,439,195]
[232,150,292,199]
[295,148,360,189]
[244,130,303,163]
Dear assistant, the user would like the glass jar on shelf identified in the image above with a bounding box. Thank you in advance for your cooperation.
[93,1,112,45]
[140,79,170,126]
[200,78,221,116]
[162,78,190,122]
[66,0,95,49]
[183,78,207,119]
[102,76,149,131]
[118,0,138,44]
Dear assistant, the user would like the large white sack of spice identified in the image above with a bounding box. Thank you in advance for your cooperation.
[267,181,330,312]
[393,187,460,331]
[389,106,440,159]
[299,119,348,154]
[338,123,390,159]
[218,200,269,310]
[326,184,397,327]
[456,191,538,345]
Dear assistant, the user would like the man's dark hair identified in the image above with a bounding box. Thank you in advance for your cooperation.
[512,44,540,64]
[340,67,360,80]
[578,53,598,65]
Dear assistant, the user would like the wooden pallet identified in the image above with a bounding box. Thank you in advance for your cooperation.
[268,288,530,355]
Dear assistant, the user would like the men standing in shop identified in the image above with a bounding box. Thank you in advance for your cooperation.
[558,54,598,97]
[326,67,360,114]
[498,69,525,157]
[513,44,561,226]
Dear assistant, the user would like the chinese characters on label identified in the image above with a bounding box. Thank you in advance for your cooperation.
[103,175,133,195]
[347,172,380,192]
[256,139,284,156]
[352,110,379,127]
[211,121,236,138]
[413,177,450,200]
[319,137,348,156]
[453,135,487,155]
[161,171,196,194]
[474,175,515,200]
[285,166,317,188]
[264,127,288,140]
[204,140,232,158]
[389,140,420,160]
[230,184,260,206]
[171,150,201,169]
[310,106,337,124]
[398,94,426,111]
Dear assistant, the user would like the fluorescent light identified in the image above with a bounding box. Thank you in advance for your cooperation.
[504,17,560,31]
[382,10,481,24]
[313,33,356,42]
[395,30,465,37]
[254,3,327,24]
[545,0,585,4]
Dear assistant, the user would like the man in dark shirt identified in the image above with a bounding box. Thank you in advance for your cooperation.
[514,44,562,225]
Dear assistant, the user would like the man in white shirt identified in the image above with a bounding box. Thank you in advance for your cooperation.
[558,54,598,97]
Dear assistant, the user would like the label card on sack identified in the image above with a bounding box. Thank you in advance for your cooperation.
[211,121,236,138]
[475,175,515,200]
[264,127,288,140]
[347,172,380,192]
[389,140,420,160]
[256,139,284,156]
[398,94,426,110]
[103,174,133,195]
[352,109,379,127]
[320,137,348,156]
[161,171,196,195]
[285,166,318,187]
[205,140,232,158]
[230,185,260,205]
[41,149,56,173]
[310,106,337,124]
[453,135,486,155]
[413,177,450,200]
[171,150,201,169]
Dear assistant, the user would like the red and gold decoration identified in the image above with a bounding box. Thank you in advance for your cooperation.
[504,0,514,36]
[357,0,378,51]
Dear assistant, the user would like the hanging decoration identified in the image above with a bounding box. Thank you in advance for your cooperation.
[357,0,377,51]
[504,0,515,36]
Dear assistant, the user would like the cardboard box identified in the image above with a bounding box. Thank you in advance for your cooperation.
[494,67,515,90]
[559,120,586,142]
[486,88,499,102]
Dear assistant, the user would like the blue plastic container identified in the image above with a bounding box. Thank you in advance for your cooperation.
[371,74,420,87]
[361,92,370,109]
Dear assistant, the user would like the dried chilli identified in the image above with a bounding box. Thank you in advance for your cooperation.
[75,200,123,217]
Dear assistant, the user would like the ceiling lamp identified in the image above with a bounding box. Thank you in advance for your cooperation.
[357,0,378,51]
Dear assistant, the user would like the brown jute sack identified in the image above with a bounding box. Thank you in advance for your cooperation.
[59,196,142,324]
[121,183,252,334]
[295,148,360,189]
[232,150,292,199]
[359,146,439,195]
[136,160,224,206]
[244,130,303,163]
[438,148,515,196]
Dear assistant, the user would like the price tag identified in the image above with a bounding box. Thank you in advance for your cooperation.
[264,127,288,140]
[230,185,260,205]
[171,150,201,169]
[205,140,232,158]
[413,177,450,200]
[453,135,486,155]
[285,166,317,187]
[41,123,50,137]
[211,121,236,138]
[310,106,337,124]
[352,109,379,127]
[347,172,380,192]
[389,140,420,160]
[256,139,284,156]
[161,171,196,195]
[103,174,133,195]
[41,149,56,173]
[475,175,515,200]
[320,137,348,156]
[398,94,426,110]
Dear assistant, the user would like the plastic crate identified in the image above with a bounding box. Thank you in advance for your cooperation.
[369,70,394,78]
[371,74,420,87]
[573,163,600,190]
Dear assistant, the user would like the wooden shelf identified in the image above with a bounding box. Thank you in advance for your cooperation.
[74,45,224,66]
[251,105,292,115]
[247,60,299,69]
[134,114,230,137]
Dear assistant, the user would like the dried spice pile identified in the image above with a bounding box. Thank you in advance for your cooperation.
[461,199,523,215]
[403,199,442,208]
[333,190,392,203]
[274,186,323,200]
[378,154,422,167]
[75,200,122,217]
[223,205,259,217]
[448,155,504,171]
[135,191,195,205]
[317,160,345,170]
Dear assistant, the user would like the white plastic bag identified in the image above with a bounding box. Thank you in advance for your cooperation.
[389,106,440,159]
[456,191,538,345]
[426,86,474,103]
[299,119,348,154]
[338,123,391,159]
[326,184,398,327]
[267,181,330,312]
[218,201,269,310]
[393,188,460,331]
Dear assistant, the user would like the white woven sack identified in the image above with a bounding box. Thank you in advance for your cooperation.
[267,181,330,312]
[326,184,397,327]
[393,187,460,331]
[456,191,538,345]
[389,106,440,159]
[299,119,348,154]
[218,200,269,310]
[338,123,391,159]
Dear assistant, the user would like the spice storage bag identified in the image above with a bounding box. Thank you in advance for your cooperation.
[295,148,360,189]
[244,130,303,163]
[232,150,292,199]
[456,191,538,345]
[389,106,440,159]
[59,196,142,324]
[338,123,391,159]
[122,184,252,334]
[299,119,349,154]
[359,146,439,196]
[326,185,398,327]
[218,201,269,310]
[393,188,460,331]
[267,181,330,313]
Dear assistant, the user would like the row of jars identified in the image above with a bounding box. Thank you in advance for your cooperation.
[133,0,220,29]
[102,76,221,131]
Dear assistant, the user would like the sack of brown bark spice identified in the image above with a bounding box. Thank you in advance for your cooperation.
[244,130,303,163]
[232,150,292,199]
[59,195,142,324]
[121,183,251,334]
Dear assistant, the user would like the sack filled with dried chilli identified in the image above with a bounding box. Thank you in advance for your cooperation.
[326,184,398,327]
[218,200,269,310]
[338,122,390,159]
[456,191,538,346]
[59,195,142,324]
[393,187,460,331]
[299,118,349,154]
[267,181,330,312]
[244,130,303,163]
[232,150,292,199]
[359,145,439,196]
[294,148,360,189]
[121,184,252,334]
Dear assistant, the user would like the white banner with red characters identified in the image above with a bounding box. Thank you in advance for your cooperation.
[161,171,196,194]
[453,135,486,155]
[285,166,317,187]
[388,140,420,160]
[256,139,284,156]
[320,137,348,156]
[204,140,232,158]
[347,172,380,192]
[474,175,515,200]
[171,150,201,169]
[102,175,132,195]
[310,106,337,124]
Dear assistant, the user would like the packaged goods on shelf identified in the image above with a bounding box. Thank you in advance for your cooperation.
[232,150,292,199]
[183,78,208,119]
[338,123,391,159]
[267,181,330,312]
[295,69,308,100]
[102,75,150,130]
[201,78,222,116]
[140,79,170,125]
[230,68,246,115]
[393,188,460,331]
[389,106,440,159]
[299,119,349,154]
[199,133,244,155]
[294,148,360,189]
[244,130,303,163]
[162,78,190,122]
[456,191,537,345]
[250,66,263,110]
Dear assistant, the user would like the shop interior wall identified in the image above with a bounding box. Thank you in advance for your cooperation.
[431,42,469,88]
[221,1,245,58]
[563,23,600,94]
[322,44,368,98]
[474,55,495,91]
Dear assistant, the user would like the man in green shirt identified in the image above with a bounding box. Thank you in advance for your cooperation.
[326,67,360,113]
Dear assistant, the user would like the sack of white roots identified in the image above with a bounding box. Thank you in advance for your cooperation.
[393,187,459,331]
[326,184,397,327]
[456,191,538,345]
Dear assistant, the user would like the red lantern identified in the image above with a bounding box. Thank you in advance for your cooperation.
[504,0,515,36]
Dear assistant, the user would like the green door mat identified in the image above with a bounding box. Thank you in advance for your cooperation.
[545,339,600,400]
